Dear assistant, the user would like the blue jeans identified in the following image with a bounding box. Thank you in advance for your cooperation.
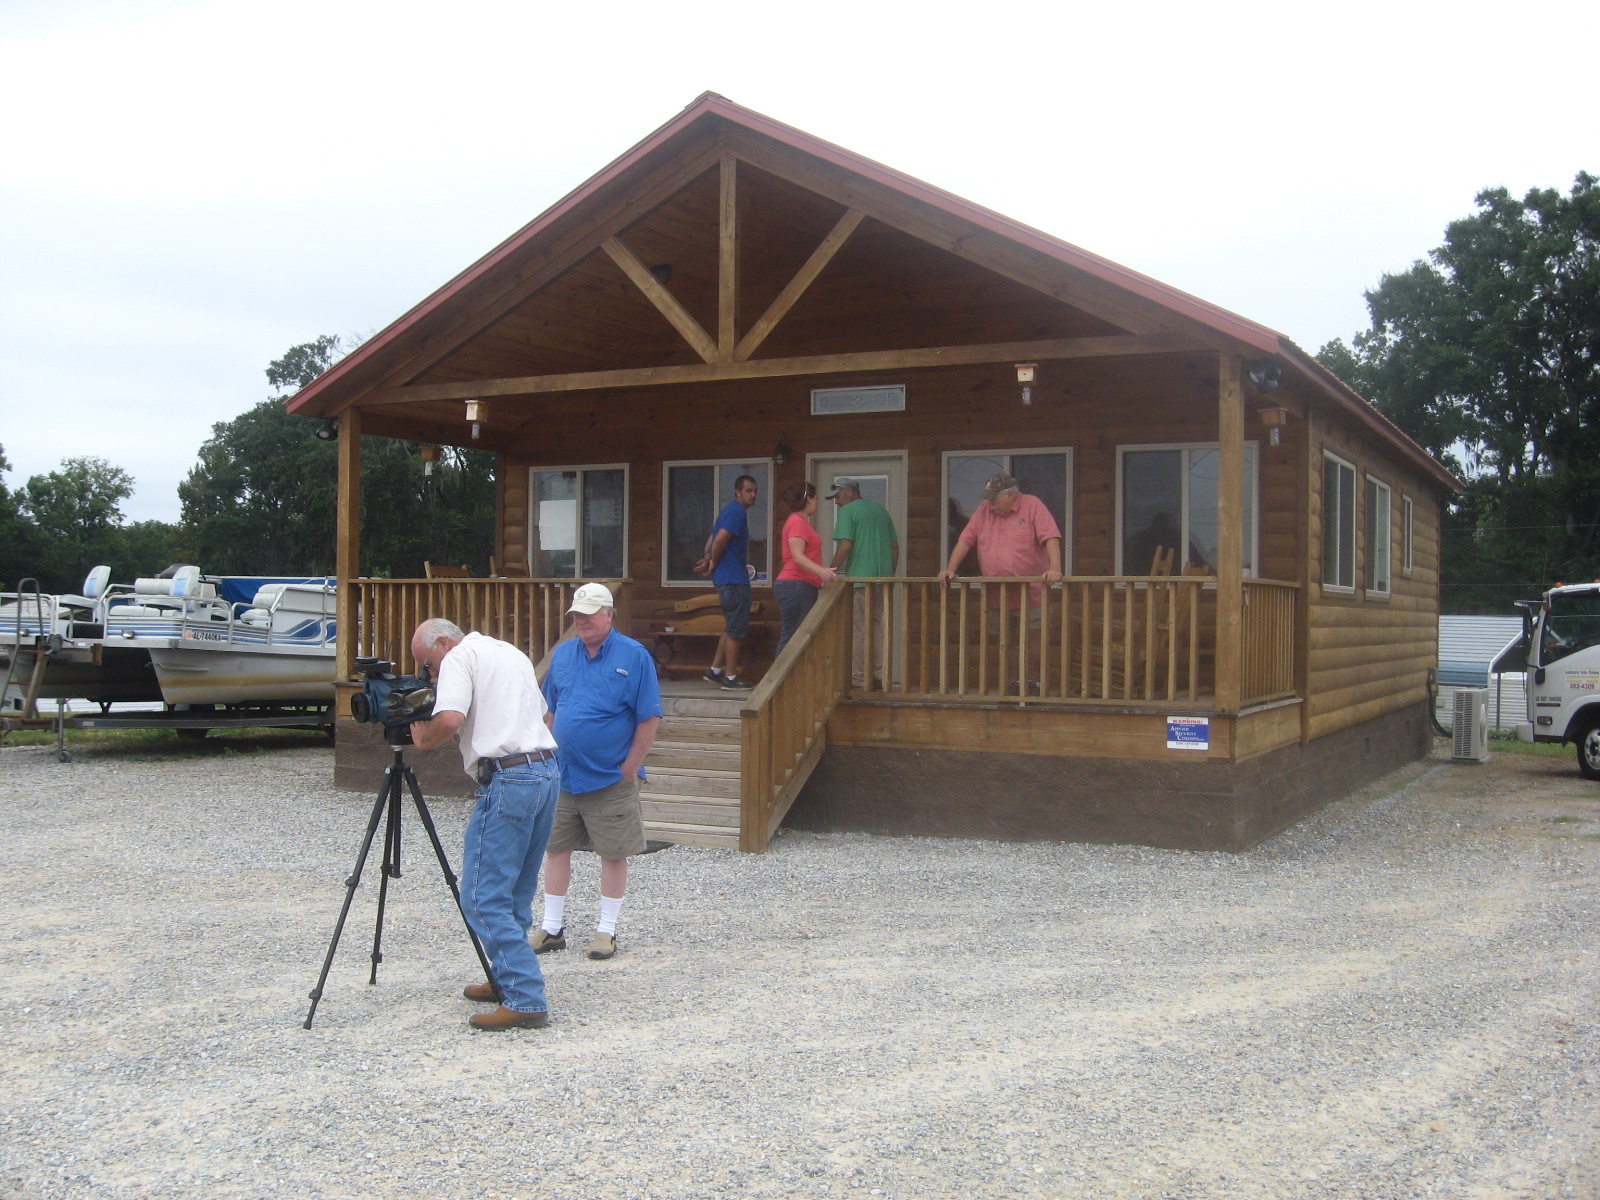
[773,579,818,656]
[461,759,559,1014]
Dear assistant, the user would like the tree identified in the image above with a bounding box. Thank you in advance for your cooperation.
[1318,173,1600,611]
[179,338,497,576]
[15,457,136,592]
[0,444,43,590]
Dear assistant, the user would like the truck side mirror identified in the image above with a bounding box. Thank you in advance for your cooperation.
[1534,667,1547,685]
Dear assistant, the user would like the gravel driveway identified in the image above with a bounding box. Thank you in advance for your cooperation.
[1,736,1597,1200]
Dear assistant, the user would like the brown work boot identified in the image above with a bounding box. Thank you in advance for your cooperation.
[587,932,617,960]
[530,927,566,953]
[468,1005,550,1031]
[462,982,497,1003]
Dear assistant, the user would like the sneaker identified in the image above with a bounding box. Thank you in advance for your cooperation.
[702,668,724,685]
[719,675,755,690]
[588,932,618,960]
[531,927,566,953]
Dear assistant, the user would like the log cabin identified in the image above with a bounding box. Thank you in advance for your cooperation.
[287,93,1460,852]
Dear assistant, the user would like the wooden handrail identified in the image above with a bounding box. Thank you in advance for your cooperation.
[738,582,852,851]
[1240,578,1299,706]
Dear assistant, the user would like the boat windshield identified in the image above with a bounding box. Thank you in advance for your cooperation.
[1540,590,1600,665]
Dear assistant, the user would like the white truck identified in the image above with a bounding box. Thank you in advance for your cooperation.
[1514,582,1600,779]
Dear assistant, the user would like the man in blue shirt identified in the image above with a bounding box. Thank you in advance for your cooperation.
[536,582,663,960]
[692,473,759,690]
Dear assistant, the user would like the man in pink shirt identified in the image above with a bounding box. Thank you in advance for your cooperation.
[938,472,1063,692]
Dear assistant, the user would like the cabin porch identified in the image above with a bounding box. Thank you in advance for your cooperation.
[332,571,1321,851]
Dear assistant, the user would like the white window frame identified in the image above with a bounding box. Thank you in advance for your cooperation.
[1322,452,1357,593]
[1366,475,1392,597]
[1114,442,1259,576]
[526,463,629,581]
[1402,494,1414,577]
[940,446,1074,574]
[660,458,775,588]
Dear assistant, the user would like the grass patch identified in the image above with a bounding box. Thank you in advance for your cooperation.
[1550,816,1589,824]
[1,726,329,759]
[1487,736,1569,758]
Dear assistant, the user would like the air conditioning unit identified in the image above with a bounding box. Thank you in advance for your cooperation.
[1451,688,1490,763]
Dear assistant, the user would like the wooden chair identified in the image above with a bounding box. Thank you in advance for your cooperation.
[488,557,530,578]
[638,592,766,677]
[1148,545,1175,577]
[424,562,471,579]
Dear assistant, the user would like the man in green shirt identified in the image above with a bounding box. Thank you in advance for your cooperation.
[827,478,899,690]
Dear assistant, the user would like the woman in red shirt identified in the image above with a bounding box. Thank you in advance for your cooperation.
[774,481,836,655]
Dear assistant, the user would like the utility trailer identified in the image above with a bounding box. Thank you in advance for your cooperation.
[1,702,334,763]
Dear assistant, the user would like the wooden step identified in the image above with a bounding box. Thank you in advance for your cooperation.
[657,714,741,742]
[660,694,747,719]
[641,796,740,828]
[649,743,740,771]
[642,822,740,850]
[641,765,739,799]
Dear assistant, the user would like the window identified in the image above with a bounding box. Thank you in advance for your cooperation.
[662,460,772,586]
[1402,494,1414,576]
[1540,589,1600,665]
[1322,453,1356,591]
[942,448,1073,575]
[1117,444,1257,575]
[1366,476,1392,595]
[528,465,627,579]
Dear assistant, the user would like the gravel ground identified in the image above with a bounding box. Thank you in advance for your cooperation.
[1,734,1598,1200]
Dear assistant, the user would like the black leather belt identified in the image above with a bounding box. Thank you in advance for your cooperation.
[490,749,555,771]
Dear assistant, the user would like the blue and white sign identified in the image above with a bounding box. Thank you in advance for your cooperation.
[1167,716,1210,751]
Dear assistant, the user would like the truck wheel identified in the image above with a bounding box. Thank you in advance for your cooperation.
[1578,721,1600,781]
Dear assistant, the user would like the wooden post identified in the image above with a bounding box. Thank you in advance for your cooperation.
[335,406,362,682]
[1215,355,1244,716]
[718,156,738,361]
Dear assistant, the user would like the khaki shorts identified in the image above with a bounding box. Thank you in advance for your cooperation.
[546,777,647,860]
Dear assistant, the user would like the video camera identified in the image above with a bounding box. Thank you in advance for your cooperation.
[349,657,436,743]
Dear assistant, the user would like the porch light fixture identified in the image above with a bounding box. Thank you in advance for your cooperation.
[1257,405,1289,447]
[649,263,673,285]
[313,417,339,441]
[1015,362,1037,406]
[772,432,793,466]
[1246,360,1282,395]
[419,443,442,477]
[465,400,488,440]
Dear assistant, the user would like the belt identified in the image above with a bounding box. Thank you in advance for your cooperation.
[487,749,556,772]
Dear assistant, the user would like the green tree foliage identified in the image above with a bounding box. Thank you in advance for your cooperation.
[1318,173,1600,611]
[178,337,496,576]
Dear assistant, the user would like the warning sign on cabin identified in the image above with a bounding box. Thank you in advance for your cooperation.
[1167,716,1210,751]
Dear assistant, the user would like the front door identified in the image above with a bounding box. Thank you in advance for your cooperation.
[807,452,908,560]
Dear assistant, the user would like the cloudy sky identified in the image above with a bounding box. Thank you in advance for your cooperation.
[2,0,1593,524]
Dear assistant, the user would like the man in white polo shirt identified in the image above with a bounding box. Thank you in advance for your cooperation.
[409,617,561,1031]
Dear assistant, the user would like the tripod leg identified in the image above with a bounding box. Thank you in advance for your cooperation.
[401,764,502,1003]
[367,772,404,985]
[303,763,395,1029]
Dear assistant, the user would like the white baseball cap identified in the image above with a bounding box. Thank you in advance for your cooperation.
[567,582,614,614]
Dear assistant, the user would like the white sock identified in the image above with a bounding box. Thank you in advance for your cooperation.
[542,894,566,935]
[707,666,724,675]
[598,894,625,936]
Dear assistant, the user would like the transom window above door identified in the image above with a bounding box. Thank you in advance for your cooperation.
[1117,444,1257,575]
[942,449,1073,576]
[528,465,628,579]
[663,460,773,586]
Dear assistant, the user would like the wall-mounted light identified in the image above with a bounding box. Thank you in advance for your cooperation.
[649,263,674,285]
[1257,405,1289,446]
[465,400,488,440]
[419,443,442,477]
[772,432,793,466]
[1015,362,1037,406]
[313,417,339,441]
[1246,360,1282,395]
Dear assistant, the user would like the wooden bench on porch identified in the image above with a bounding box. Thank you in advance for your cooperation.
[637,592,767,678]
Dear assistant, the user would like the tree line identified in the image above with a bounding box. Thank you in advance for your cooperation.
[0,336,496,595]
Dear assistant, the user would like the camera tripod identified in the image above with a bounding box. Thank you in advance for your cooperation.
[303,736,498,1029]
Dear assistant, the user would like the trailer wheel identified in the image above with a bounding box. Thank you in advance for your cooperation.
[176,728,209,742]
[1578,720,1600,782]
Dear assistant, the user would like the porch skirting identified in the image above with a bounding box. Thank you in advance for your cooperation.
[783,702,1432,852]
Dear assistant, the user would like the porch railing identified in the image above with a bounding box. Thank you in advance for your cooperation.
[346,578,624,676]
[1240,578,1299,705]
[739,582,852,851]
[848,575,1296,707]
